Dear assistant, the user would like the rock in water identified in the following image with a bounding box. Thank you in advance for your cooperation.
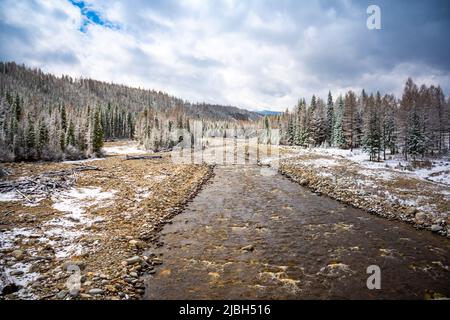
[431,225,443,232]
[241,245,255,252]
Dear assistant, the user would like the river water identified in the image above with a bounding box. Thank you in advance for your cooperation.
[144,165,450,299]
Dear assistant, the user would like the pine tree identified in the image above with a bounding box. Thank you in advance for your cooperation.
[333,96,346,148]
[363,96,381,161]
[60,105,67,132]
[60,130,66,152]
[326,91,334,146]
[14,93,21,121]
[286,116,294,145]
[26,117,36,159]
[407,105,426,160]
[92,110,104,155]
[37,120,49,157]
[66,120,76,147]
[308,99,327,146]
[343,91,357,150]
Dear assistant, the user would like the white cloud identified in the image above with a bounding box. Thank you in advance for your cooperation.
[0,0,448,111]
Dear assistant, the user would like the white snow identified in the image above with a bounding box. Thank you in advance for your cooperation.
[301,158,340,168]
[102,143,148,155]
[134,187,153,202]
[52,187,116,220]
[0,228,41,299]
[46,187,116,258]
[62,157,105,164]
[0,261,40,299]
[285,146,450,186]
[0,191,21,202]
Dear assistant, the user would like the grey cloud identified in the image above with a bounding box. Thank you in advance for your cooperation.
[1,0,449,110]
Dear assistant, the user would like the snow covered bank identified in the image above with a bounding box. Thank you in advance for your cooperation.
[282,147,450,186]
[277,147,450,237]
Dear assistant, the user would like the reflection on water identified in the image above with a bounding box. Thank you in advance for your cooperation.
[144,165,450,299]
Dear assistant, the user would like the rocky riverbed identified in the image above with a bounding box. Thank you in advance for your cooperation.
[0,142,214,300]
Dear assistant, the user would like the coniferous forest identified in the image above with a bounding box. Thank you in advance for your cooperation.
[0,62,259,161]
[265,79,450,161]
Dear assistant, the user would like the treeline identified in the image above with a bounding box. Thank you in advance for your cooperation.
[0,62,259,161]
[268,79,450,161]
[0,93,117,161]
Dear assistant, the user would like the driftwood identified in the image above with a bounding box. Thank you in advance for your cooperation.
[0,165,102,202]
[42,165,102,177]
[125,155,162,160]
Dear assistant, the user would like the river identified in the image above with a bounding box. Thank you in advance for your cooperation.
[144,162,449,299]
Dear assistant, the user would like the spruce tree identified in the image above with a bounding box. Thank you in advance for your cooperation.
[26,117,36,159]
[61,105,67,131]
[37,120,48,157]
[333,96,346,148]
[92,110,104,155]
[14,93,21,121]
[407,106,426,160]
[66,120,76,147]
[326,91,334,146]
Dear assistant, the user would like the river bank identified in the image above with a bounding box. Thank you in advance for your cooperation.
[276,147,450,237]
[0,141,214,299]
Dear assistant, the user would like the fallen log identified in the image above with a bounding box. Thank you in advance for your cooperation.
[42,165,102,177]
[125,155,163,160]
[0,165,100,200]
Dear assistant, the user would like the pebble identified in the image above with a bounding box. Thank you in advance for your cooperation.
[88,288,104,295]
[11,250,24,260]
[56,290,67,299]
[415,212,426,221]
[63,260,86,270]
[69,289,80,298]
[126,256,141,265]
[10,270,24,276]
[129,272,138,278]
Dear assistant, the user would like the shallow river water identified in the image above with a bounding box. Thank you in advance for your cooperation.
[144,165,450,299]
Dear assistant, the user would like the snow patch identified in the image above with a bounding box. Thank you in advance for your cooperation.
[0,191,21,202]
[102,144,148,155]
[45,187,116,258]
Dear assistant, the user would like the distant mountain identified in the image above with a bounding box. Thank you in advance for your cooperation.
[257,110,283,116]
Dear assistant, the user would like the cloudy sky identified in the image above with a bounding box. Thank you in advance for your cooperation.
[0,0,449,111]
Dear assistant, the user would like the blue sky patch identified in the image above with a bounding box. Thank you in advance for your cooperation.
[68,0,120,32]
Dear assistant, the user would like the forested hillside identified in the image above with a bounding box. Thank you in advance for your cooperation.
[0,62,260,161]
[267,79,450,161]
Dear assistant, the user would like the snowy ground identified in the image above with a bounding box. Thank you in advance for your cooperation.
[0,143,213,299]
[282,147,450,186]
[102,143,148,155]
[0,185,116,298]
